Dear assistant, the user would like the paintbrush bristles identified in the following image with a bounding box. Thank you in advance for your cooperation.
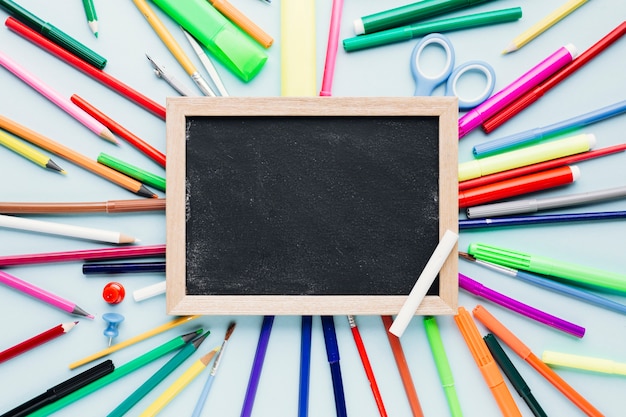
[224,322,236,341]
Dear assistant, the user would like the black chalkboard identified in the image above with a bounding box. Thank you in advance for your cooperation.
[166,97,458,315]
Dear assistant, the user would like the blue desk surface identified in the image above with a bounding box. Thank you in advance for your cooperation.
[1,1,625,416]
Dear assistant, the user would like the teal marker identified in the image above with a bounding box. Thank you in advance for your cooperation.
[353,0,494,35]
[468,242,626,294]
[344,7,522,52]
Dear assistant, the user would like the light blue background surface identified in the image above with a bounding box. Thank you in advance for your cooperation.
[0,1,625,416]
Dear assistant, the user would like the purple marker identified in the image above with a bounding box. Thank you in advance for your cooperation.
[458,44,578,139]
[458,273,585,338]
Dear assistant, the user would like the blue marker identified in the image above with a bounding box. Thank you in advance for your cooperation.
[473,100,626,157]
[321,316,347,417]
[459,210,626,229]
[102,313,124,346]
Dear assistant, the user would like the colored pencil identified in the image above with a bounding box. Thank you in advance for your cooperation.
[0,50,116,144]
[0,214,137,244]
[191,322,237,417]
[97,153,165,192]
[0,321,78,363]
[348,315,387,417]
[0,115,157,198]
[483,21,626,133]
[0,198,166,214]
[208,0,273,48]
[0,129,64,173]
[0,360,114,417]
[503,0,589,53]
[381,315,424,417]
[473,305,603,417]
[69,315,200,369]
[138,347,220,417]
[0,244,165,267]
[81,0,98,37]
[30,331,202,417]
[71,94,166,167]
[241,316,274,417]
[107,331,210,417]
[83,261,165,275]
[5,17,166,119]
[0,270,93,318]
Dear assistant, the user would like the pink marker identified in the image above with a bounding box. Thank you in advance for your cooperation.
[458,44,578,139]
[0,270,94,319]
[320,0,344,96]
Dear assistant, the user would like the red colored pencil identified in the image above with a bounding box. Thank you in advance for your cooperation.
[482,21,626,134]
[381,315,424,417]
[5,17,166,120]
[459,144,626,191]
[71,94,166,168]
[459,165,578,208]
[0,244,166,267]
[0,322,78,363]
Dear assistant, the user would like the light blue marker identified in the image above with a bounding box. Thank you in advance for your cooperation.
[473,100,626,157]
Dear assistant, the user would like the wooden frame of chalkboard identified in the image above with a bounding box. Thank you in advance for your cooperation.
[166,97,458,315]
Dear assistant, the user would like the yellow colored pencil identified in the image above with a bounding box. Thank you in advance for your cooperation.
[0,129,65,173]
[503,0,589,53]
[139,347,220,417]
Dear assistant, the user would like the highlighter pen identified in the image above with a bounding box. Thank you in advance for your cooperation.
[353,0,493,35]
[423,316,462,417]
[458,273,585,338]
[454,306,522,417]
[482,21,626,134]
[484,334,547,417]
[466,184,626,218]
[458,165,579,208]
[459,133,594,182]
[460,252,626,317]
[458,44,577,139]
[0,0,106,69]
[473,100,626,157]
[468,242,626,295]
[150,0,267,82]
[473,305,604,417]
[542,350,626,376]
[344,7,521,52]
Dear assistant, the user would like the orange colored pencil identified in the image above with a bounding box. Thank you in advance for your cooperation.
[0,115,157,198]
[381,316,424,417]
[473,304,604,417]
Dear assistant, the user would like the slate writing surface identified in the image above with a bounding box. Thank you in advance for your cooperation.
[184,115,441,296]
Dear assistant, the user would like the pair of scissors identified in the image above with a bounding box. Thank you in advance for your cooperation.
[410,33,496,110]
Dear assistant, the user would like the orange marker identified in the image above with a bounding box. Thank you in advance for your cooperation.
[472,304,604,417]
[454,307,522,417]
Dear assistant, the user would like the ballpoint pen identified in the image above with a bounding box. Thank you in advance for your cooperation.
[181,28,229,96]
[146,54,196,96]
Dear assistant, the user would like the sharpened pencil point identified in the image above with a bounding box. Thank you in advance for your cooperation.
[100,128,119,145]
[502,43,517,54]
[458,251,476,262]
[46,159,66,173]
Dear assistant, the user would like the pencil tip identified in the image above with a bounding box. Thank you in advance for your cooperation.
[502,43,516,54]
[458,252,475,262]
[46,159,66,173]
[100,129,119,145]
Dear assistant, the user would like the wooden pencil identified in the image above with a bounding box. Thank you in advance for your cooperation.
[0,129,65,173]
[0,322,78,363]
[0,199,166,214]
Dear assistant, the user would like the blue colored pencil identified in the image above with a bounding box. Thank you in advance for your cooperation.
[459,210,626,229]
[82,261,166,275]
[473,100,626,157]
[240,316,274,417]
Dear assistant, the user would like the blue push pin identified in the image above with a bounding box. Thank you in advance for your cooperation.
[102,312,124,346]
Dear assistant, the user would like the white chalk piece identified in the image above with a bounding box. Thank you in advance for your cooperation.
[389,229,458,337]
[133,280,166,302]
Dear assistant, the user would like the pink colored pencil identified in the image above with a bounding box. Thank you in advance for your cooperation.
[319,0,344,96]
[458,44,577,139]
[0,244,165,267]
[0,270,94,318]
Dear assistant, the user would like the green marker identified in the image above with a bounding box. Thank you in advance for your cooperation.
[424,316,463,417]
[0,0,107,69]
[353,0,494,35]
[344,7,522,52]
[98,153,166,192]
[29,330,203,417]
[468,242,626,294]
[107,330,210,417]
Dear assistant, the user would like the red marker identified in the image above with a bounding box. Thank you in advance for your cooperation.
[459,165,579,209]
[482,21,626,134]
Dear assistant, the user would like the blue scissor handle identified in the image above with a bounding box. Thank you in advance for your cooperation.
[445,60,496,110]
[411,33,455,96]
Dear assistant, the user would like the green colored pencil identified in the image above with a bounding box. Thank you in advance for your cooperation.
[29,330,202,417]
[82,0,98,37]
[97,152,166,192]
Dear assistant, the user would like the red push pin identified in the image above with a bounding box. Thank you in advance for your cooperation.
[103,282,125,304]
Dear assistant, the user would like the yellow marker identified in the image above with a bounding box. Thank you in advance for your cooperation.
[139,347,220,416]
[542,350,626,376]
[69,315,201,369]
[281,0,316,96]
[458,133,595,182]
[503,0,589,53]
[0,127,65,173]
